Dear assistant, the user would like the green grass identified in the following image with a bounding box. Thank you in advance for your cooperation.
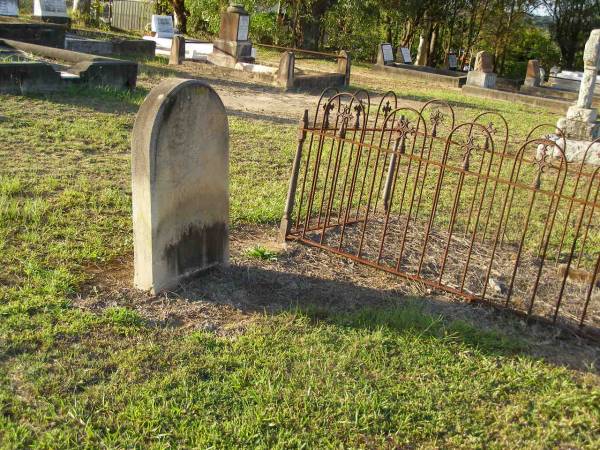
[0,64,598,448]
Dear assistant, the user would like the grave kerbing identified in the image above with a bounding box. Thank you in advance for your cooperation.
[131,79,229,293]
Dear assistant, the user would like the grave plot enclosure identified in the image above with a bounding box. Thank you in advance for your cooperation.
[281,88,600,337]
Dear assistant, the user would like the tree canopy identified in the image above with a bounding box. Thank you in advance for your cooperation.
[159,0,599,77]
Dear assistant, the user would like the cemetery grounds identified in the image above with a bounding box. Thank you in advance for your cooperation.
[0,56,599,448]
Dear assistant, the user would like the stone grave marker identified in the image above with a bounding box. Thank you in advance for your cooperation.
[466,51,497,89]
[0,0,18,16]
[557,29,600,140]
[523,59,541,87]
[377,43,394,66]
[448,53,458,70]
[34,0,68,23]
[151,15,175,38]
[131,79,229,294]
[398,47,412,64]
[212,4,254,63]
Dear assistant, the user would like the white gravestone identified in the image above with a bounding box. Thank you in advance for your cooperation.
[381,43,393,64]
[34,0,67,17]
[448,54,458,70]
[0,0,18,16]
[237,15,249,41]
[151,15,175,38]
[399,47,412,64]
[132,79,229,294]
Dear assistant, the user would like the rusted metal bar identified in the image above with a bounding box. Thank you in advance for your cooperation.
[254,43,345,59]
[279,110,309,242]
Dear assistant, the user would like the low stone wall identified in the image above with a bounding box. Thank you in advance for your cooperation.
[461,84,570,113]
[0,23,66,48]
[372,63,466,88]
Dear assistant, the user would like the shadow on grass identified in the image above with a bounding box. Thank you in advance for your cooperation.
[22,84,150,113]
[89,259,597,373]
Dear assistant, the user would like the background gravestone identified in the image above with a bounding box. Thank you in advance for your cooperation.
[523,59,541,87]
[466,51,497,89]
[131,79,229,294]
[377,43,394,66]
[212,4,254,63]
[34,0,69,24]
[0,0,18,16]
[398,47,412,64]
[448,52,458,70]
[151,15,175,38]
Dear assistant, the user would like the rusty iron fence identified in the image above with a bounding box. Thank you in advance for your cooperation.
[280,88,600,337]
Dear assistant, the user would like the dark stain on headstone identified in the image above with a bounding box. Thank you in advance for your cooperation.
[164,222,228,278]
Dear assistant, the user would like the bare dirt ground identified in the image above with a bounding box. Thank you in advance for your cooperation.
[141,61,425,124]
[76,225,600,377]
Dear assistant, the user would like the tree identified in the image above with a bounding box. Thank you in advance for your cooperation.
[541,0,600,69]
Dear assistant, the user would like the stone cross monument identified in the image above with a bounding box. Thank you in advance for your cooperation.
[558,29,600,140]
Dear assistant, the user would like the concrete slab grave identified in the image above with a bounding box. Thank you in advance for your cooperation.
[131,79,229,294]
[0,38,138,93]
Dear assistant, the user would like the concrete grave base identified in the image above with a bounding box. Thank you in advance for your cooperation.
[131,79,229,294]
[540,135,600,165]
[0,38,138,92]
[466,71,497,89]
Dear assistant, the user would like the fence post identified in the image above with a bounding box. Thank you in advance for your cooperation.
[277,51,295,89]
[279,109,309,242]
[338,50,351,86]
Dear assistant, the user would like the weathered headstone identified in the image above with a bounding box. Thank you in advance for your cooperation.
[557,29,600,140]
[34,0,69,24]
[131,79,229,294]
[398,47,412,64]
[151,15,175,38]
[212,4,254,63]
[466,51,497,89]
[377,43,394,66]
[0,0,18,16]
[169,35,185,65]
[523,59,541,87]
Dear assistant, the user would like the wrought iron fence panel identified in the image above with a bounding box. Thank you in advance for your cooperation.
[281,88,600,338]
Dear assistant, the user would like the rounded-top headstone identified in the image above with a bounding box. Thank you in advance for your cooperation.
[131,79,229,294]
